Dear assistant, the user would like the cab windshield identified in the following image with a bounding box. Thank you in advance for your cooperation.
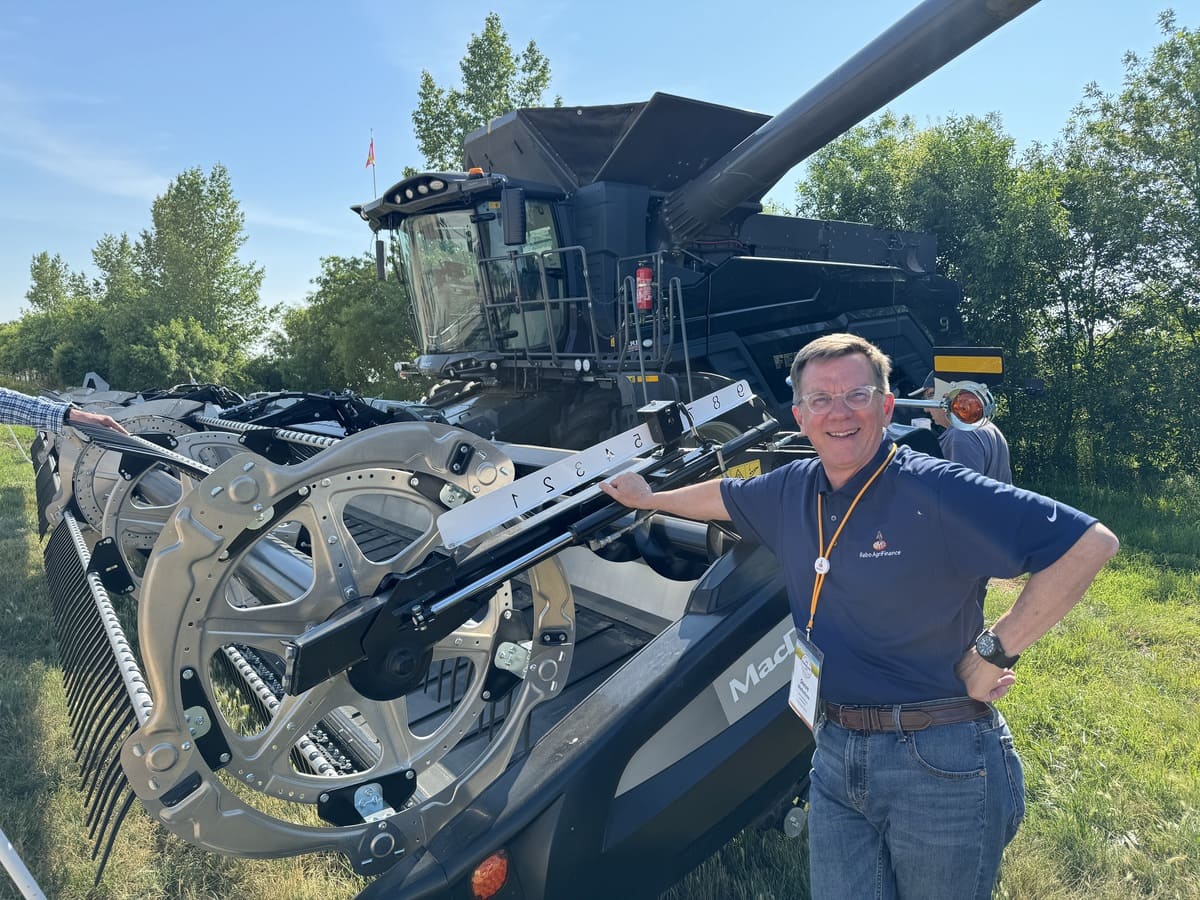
[397,210,490,355]
[396,200,566,356]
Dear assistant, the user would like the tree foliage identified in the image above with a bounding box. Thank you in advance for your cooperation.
[2,165,270,390]
[412,13,558,170]
[257,253,426,400]
[100,165,268,388]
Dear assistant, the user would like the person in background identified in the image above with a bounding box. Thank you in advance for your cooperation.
[600,333,1118,899]
[912,371,1012,483]
[0,386,127,434]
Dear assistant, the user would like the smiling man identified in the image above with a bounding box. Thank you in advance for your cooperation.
[599,332,1118,899]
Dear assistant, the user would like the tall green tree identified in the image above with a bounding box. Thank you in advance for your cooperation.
[412,13,558,170]
[795,112,915,229]
[24,252,92,311]
[1069,10,1200,479]
[5,252,104,384]
[100,165,269,388]
[795,112,1050,352]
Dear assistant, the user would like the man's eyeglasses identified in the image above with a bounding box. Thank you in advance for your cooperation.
[795,385,883,416]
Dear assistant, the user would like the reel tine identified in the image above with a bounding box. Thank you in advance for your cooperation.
[66,631,116,743]
[81,703,137,803]
[73,661,129,755]
[92,790,138,887]
[86,752,127,835]
[41,513,152,881]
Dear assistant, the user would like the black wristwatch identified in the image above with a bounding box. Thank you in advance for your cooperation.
[975,629,1019,668]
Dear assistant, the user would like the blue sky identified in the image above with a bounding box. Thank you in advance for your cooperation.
[0,1,1192,325]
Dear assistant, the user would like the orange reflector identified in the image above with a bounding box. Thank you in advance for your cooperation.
[471,850,509,899]
[949,391,985,424]
[468,166,485,177]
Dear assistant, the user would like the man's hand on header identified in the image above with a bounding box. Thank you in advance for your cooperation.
[67,408,129,435]
[599,472,656,510]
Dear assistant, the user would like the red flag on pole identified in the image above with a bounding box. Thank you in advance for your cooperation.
[365,138,376,168]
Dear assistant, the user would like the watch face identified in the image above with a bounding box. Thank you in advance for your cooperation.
[977,632,998,657]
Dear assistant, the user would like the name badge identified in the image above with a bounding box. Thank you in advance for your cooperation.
[788,632,824,731]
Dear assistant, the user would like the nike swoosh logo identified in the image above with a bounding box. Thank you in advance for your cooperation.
[1046,505,1058,523]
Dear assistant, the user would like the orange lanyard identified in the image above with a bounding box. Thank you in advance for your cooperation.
[807,444,898,637]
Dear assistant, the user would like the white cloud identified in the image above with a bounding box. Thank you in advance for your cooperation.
[0,79,168,201]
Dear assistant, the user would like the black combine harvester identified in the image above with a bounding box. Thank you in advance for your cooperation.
[354,1,1028,450]
[21,2,1031,899]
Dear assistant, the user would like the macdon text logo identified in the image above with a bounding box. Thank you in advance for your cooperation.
[728,627,798,704]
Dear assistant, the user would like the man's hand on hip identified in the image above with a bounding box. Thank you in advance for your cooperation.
[956,649,1016,703]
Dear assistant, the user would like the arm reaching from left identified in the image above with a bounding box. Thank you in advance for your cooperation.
[66,407,129,434]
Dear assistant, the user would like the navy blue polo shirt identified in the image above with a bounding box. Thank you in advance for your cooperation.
[720,438,1097,705]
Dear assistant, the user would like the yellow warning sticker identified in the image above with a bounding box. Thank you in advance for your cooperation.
[724,460,762,479]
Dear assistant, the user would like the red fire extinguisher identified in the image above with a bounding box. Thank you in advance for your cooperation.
[635,264,654,311]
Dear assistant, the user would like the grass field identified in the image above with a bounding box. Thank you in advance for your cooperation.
[0,426,1196,899]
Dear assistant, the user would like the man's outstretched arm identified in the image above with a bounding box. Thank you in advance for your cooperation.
[599,472,731,522]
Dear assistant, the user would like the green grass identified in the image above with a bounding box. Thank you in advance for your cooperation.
[1,429,1197,899]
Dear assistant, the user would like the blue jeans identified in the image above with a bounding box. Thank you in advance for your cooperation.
[808,703,1025,900]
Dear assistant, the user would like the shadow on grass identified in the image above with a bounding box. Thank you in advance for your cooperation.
[660,825,811,900]
[0,482,74,897]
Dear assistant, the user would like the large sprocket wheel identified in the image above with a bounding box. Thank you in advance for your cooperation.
[100,430,246,590]
[71,412,196,530]
[122,422,575,874]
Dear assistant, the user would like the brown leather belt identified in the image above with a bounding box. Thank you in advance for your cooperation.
[822,699,990,733]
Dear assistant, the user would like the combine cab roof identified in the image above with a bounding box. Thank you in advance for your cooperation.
[464,93,770,194]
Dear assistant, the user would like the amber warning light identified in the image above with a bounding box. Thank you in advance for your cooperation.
[949,390,985,425]
[471,849,509,899]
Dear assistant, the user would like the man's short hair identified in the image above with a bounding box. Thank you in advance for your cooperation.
[790,333,892,405]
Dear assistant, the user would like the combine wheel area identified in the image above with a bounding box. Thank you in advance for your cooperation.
[122,422,575,874]
[70,413,197,530]
[100,430,246,588]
